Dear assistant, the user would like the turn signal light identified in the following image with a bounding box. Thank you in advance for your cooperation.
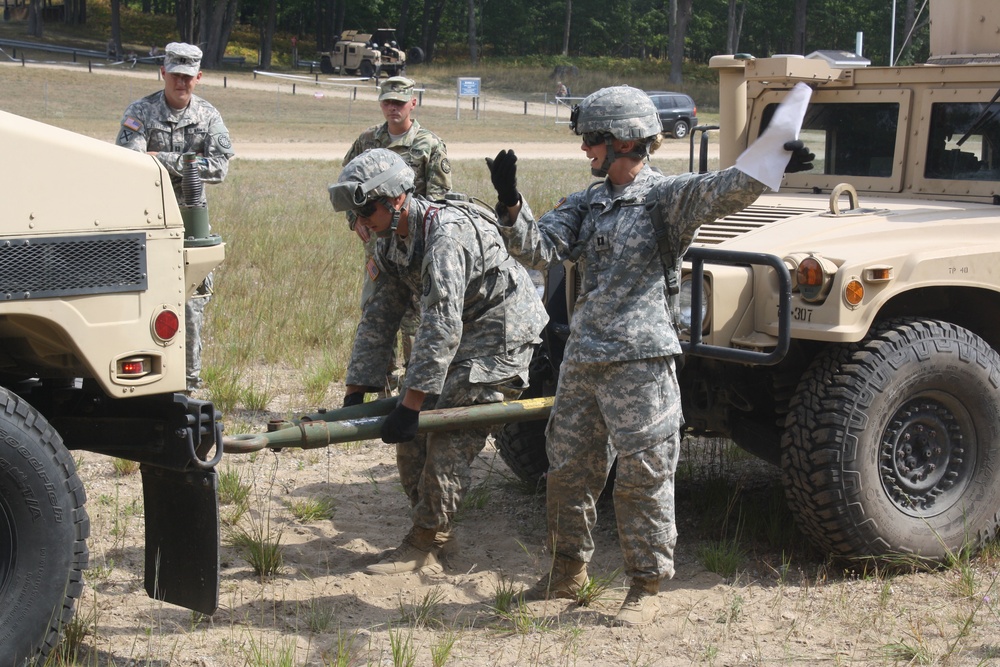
[118,356,150,378]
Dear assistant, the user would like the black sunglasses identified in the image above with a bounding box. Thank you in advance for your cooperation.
[582,132,610,147]
[355,200,379,219]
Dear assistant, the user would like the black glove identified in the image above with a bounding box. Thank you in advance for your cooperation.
[485,149,520,207]
[784,140,815,173]
[381,403,420,444]
[342,392,366,408]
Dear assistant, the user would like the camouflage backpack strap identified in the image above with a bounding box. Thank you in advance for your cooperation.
[644,191,682,327]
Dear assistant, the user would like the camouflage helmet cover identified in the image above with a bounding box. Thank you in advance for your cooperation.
[329,148,415,212]
[569,85,662,140]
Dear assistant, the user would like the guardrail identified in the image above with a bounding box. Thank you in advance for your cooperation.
[0,37,106,62]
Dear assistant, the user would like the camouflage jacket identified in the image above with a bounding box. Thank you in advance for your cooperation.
[116,91,234,202]
[346,197,547,394]
[343,119,452,208]
[499,164,765,362]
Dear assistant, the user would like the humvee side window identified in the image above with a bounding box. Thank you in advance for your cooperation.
[761,102,899,178]
[925,102,1000,180]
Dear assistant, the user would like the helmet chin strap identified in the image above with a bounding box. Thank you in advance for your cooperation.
[590,137,648,178]
[377,193,412,238]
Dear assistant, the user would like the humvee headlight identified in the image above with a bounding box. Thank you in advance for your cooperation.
[679,276,710,334]
[796,255,837,303]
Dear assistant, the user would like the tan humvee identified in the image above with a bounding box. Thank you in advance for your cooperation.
[319,28,407,78]
[677,0,1000,560]
[0,111,225,663]
[490,0,1000,565]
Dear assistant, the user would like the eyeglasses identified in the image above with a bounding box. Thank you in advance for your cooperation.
[354,200,379,219]
[582,132,610,147]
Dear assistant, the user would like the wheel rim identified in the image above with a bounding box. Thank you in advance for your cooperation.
[0,496,13,598]
[879,393,975,517]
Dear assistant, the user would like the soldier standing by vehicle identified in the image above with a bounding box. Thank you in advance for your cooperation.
[344,76,452,392]
[486,85,812,625]
[329,149,547,575]
[116,42,235,393]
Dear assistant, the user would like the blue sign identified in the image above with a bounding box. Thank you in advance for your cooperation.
[457,77,481,97]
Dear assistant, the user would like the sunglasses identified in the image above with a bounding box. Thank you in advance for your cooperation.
[354,200,379,219]
[582,132,610,147]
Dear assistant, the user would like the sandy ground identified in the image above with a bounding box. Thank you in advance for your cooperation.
[69,415,1000,667]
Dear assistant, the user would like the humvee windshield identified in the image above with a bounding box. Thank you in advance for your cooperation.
[761,98,1000,181]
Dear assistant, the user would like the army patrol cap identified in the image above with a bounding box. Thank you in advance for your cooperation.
[379,76,416,102]
[163,42,203,76]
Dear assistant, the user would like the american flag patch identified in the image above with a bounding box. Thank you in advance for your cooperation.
[366,257,380,281]
[123,116,142,132]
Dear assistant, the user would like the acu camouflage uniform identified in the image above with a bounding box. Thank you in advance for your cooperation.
[499,164,765,582]
[346,196,547,533]
[344,119,452,384]
[116,91,234,392]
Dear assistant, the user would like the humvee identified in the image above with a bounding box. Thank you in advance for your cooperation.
[0,111,225,664]
[319,28,407,79]
[498,0,1000,562]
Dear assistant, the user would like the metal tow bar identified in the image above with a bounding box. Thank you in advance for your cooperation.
[223,396,554,454]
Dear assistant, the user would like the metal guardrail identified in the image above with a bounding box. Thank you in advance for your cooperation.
[0,38,107,61]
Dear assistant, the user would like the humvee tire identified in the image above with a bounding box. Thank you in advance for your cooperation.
[0,389,90,664]
[781,318,1000,559]
[495,420,548,488]
[359,60,376,79]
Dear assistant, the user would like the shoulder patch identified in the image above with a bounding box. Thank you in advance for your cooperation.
[217,133,232,150]
[440,157,451,174]
[366,256,380,282]
[123,116,142,132]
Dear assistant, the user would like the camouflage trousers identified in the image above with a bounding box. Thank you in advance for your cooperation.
[360,253,420,388]
[185,272,213,392]
[397,349,531,532]
[544,356,682,581]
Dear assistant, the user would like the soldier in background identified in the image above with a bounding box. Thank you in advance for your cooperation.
[487,86,813,626]
[330,149,547,575]
[344,76,451,393]
[116,42,235,393]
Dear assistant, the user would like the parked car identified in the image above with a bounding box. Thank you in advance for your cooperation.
[644,90,698,139]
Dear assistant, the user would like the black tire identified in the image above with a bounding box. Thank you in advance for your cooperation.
[782,318,1000,560]
[319,54,334,75]
[672,120,690,139]
[359,60,376,79]
[495,419,549,487]
[407,47,424,65]
[0,388,89,664]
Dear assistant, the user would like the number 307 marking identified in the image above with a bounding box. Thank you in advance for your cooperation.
[792,307,813,322]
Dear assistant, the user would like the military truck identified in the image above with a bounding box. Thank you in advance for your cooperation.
[497,0,1000,563]
[319,28,408,78]
[0,111,225,664]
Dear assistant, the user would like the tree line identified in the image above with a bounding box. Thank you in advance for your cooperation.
[21,0,930,79]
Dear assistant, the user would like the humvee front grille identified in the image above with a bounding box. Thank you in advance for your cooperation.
[695,205,822,245]
[0,233,148,299]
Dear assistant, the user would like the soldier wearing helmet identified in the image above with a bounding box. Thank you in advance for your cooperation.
[330,148,548,576]
[486,85,813,625]
[344,75,452,393]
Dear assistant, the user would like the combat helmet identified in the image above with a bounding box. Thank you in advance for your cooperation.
[329,148,415,235]
[569,85,662,176]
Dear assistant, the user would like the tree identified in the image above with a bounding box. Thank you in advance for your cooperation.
[109,0,122,57]
[668,0,692,84]
[259,0,277,68]
[726,0,743,54]
[791,0,807,54]
[27,0,42,37]
[197,0,240,68]
[467,0,477,64]
[562,0,571,56]
[64,0,87,26]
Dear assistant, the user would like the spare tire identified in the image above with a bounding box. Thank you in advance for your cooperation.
[0,388,89,664]
[407,47,425,65]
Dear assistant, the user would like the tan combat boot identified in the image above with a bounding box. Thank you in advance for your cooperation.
[366,526,443,575]
[613,577,661,626]
[522,556,588,601]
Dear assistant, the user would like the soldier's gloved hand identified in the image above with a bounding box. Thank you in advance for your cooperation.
[485,149,520,207]
[342,392,366,408]
[784,140,815,173]
[381,404,420,444]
